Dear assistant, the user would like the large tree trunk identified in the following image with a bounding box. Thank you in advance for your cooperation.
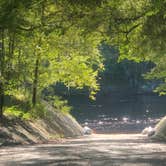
[32,58,39,107]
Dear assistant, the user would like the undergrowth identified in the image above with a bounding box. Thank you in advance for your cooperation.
[4,92,72,120]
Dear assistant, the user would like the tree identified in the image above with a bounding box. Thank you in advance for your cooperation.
[0,0,27,118]
[0,0,164,119]
[113,0,166,94]
[0,0,106,118]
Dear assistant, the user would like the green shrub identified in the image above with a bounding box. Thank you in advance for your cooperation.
[30,102,47,118]
[53,96,72,113]
[46,95,72,113]
[4,106,32,120]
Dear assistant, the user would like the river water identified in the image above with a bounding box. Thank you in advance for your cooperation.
[70,93,166,134]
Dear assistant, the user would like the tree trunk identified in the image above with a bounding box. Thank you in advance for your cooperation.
[0,83,4,119]
[32,58,39,107]
[0,28,4,120]
[32,3,45,107]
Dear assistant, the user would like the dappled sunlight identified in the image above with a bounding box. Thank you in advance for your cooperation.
[1,134,166,165]
[0,0,166,165]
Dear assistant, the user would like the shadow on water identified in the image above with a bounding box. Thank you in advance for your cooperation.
[70,93,166,134]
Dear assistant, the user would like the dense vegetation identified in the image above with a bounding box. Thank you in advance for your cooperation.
[0,0,165,119]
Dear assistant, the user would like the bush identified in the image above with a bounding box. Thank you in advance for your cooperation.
[4,106,32,120]
[45,96,72,114]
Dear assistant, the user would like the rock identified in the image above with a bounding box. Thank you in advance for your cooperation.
[142,126,155,137]
[43,101,84,137]
[152,116,166,141]
[0,101,84,145]
[83,126,93,135]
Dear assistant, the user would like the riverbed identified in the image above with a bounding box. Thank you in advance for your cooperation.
[0,134,166,166]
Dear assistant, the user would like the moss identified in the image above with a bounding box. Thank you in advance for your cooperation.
[49,134,64,139]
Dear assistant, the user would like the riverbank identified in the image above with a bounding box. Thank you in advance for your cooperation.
[0,102,83,146]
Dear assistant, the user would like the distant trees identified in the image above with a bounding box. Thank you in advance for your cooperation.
[99,43,155,94]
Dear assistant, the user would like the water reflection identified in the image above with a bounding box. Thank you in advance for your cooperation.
[82,115,160,134]
[71,94,166,134]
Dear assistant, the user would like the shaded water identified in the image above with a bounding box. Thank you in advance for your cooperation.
[70,93,166,133]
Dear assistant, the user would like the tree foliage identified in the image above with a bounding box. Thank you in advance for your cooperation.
[0,0,105,118]
[0,0,165,118]
[113,0,166,94]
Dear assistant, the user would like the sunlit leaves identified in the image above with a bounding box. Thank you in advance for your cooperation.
[43,28,104,98]
[1,0,165,106]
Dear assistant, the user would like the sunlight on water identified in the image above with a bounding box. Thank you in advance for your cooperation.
[82,115,160,134]
[72,94,166,134]
[122,117,129,122]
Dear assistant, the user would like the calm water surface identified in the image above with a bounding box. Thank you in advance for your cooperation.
[71,93,166,133]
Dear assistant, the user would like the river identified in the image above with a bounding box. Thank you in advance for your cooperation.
[70,93,166,134]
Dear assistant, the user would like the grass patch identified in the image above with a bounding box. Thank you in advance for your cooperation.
[4,89,72,120]
[49,134,64,139]
[4,101,48,120]
[4,106,32,120]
